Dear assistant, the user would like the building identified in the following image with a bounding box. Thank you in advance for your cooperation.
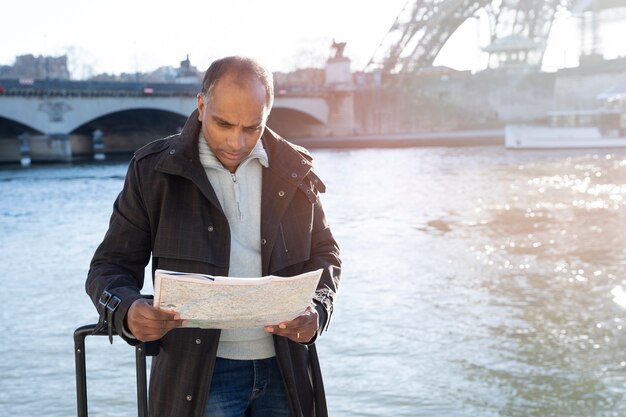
[0,54,70,80]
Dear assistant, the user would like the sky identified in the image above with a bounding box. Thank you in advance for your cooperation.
[0,0,406,77]
[1,0,625,79]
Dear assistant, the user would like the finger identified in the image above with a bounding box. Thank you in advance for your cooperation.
[134,318,184,341]
[138,304,180,320]
[264,307,318,339]
[289,329,312,343]
[265,323,313,342]
[279,306,317,327]
[128,301,184,339]
[265,314,316,334]
[137,318,184,331]
[129,315,179,333]
[265,321,305,334]
[275,317,304,331]
[139,308,184,325]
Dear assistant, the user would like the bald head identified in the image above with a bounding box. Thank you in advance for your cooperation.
[201,56,274,109]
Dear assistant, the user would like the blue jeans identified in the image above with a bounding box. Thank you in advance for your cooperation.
[204,357,291,417]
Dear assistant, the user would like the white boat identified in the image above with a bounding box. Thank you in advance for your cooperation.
[505,124,626,149]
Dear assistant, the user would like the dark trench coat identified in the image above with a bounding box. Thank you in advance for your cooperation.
[86,110,341,417]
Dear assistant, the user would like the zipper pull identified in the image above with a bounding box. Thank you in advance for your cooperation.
[231,173,237,183]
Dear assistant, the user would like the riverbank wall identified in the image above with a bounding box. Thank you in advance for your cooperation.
[0,128,504,165]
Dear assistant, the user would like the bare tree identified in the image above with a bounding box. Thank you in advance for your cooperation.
[63,45,97,80]
[289,37,330,70]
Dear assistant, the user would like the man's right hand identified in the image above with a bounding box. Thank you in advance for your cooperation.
[127,298,185,342]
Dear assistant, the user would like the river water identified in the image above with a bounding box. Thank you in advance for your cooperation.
[1,145,626,417]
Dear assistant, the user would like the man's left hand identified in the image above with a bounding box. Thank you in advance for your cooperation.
[264,306,318,343]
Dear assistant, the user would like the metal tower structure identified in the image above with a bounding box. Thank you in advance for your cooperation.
[365,0,491,75]
[365,0,571,76]
[572,0,626,57]
[482,0,568,69]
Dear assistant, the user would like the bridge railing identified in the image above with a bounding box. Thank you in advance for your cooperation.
[0,79,200,98]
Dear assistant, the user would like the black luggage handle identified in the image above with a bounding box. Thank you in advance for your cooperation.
[74,324,148,417]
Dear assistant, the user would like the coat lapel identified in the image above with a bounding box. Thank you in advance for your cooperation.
[260,130,313,274]
[154,110,225,214]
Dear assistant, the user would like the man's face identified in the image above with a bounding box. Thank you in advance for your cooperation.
[197,75,269,173]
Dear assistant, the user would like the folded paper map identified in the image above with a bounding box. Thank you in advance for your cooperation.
[154,268,322,329]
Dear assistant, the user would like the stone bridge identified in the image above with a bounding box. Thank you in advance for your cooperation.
[0,78,354,163]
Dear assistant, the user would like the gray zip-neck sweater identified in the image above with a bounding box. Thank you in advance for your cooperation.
[198,133,275,360]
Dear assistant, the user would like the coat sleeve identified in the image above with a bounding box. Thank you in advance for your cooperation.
[304,193,341,343]
[85,158,152,345]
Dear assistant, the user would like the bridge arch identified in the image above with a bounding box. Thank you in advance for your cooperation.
[71,108,187,134]
[268,107,327,138]
[0,115,43,137]
[0,104,47,135]
[62,98,195,133]
[71,108,189,154]
[273,96,328,125]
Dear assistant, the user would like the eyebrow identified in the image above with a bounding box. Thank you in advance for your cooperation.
[212,115,262,129]
[212,115,234,126]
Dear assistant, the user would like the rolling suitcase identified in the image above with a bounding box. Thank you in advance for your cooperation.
[73,324,148,417]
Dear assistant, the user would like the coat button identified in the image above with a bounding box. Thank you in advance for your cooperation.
[278,191,285,197]
[207,225,214,232]
[195,338,202,344]
[186,395,192,401]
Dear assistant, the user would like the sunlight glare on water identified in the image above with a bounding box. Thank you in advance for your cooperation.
[1,146,626,417]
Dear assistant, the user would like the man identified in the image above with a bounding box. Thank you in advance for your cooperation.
[86,56,340,417]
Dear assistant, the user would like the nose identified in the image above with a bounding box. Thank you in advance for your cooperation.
[228,128,246,151]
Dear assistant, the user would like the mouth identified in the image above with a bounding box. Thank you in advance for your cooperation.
[221,151,246,163]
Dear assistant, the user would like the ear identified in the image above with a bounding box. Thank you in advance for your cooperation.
[197,93,205,122]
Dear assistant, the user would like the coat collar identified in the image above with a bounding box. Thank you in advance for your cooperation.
[154,109,315,187]
[154,109,222,209]
[261,127,314,185]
